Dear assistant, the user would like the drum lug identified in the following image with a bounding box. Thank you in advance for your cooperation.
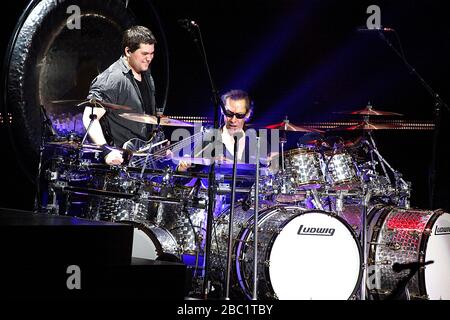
[423,228,432,236]
[387,242,401,251]
[372,259,392,266]
[408,230,421,238]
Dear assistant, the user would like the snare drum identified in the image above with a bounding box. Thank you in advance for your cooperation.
[368,205,450,300]
[284,148,325,190]
[211,205,363,300]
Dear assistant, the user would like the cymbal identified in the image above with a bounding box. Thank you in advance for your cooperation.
[119,113,194,127]
[331,121,404,131]
[335,104,403,116]
[51,99,132,111]
[46,141,104,152]
[266,122,324,133]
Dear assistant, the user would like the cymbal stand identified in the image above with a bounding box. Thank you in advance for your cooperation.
[224,136,239,300]
[81,104,99,146]
[367,131,391,185]
[364,136,409,192]
[34,105,56,213]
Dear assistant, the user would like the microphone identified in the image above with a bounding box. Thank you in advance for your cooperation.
[392,260,434,273]
[177,19,198,30]
[356,26,395,32]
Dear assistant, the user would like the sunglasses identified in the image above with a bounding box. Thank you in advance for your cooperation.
[223,108,247,119]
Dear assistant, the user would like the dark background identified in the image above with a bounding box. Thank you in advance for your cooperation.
[1,0,449,212]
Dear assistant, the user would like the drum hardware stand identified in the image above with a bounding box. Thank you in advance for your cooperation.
[224,135,240,300]
[360,185,372,300]
[363,138,410,195]
[252,136,261,300]
[80,103,101,146]
[367,131,391,185]
[336,190,344,215]
[279,117,288,193]
[34,105,56,213]
[311,188,324,210]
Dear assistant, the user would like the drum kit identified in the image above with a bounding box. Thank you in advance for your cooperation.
[37,101,450,300]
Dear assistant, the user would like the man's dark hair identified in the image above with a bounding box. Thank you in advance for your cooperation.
[122,25,157,52]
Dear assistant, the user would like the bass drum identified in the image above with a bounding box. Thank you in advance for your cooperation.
[118,220,180,260]
[368,205,450,300]
[211,205,363,300]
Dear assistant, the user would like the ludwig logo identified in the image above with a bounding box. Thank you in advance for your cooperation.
[435,225,450,235]
[297,225,335,236]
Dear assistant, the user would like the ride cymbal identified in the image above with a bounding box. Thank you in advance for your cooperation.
[51,99,132,111]
[119,113,194,127]
[334,104,403,116]
[266,122,324,133]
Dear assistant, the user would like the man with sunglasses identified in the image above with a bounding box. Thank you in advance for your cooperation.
[219,89,252,161]
[176,89,253,172]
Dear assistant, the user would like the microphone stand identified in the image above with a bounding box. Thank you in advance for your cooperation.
[224,136,239,300]
[181,19,223,298]
[377,31,449,209]
[252,135,261,300]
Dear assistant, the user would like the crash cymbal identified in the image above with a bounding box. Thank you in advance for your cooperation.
[266,122,324,133]
[331,121,404,131]
[119,113,194,127]
[51,99,132,111]
[335,104,403,116]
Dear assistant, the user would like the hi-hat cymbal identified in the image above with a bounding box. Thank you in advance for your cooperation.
[331,121,404,131]
[119,113,194,127]
[51,99,132,111]
[266,122,324,133]
[335,104,403,116]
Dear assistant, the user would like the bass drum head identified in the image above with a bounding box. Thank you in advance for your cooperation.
[268,210,362,299]
[424,212,450,300]
[119,220,179,261]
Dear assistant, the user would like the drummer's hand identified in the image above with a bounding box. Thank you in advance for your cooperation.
[105,149,124,165]
[177,160,192,172]
[164,141,173,159]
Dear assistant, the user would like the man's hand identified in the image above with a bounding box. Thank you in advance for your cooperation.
[105,149,124,165]
[177,160,192,172]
